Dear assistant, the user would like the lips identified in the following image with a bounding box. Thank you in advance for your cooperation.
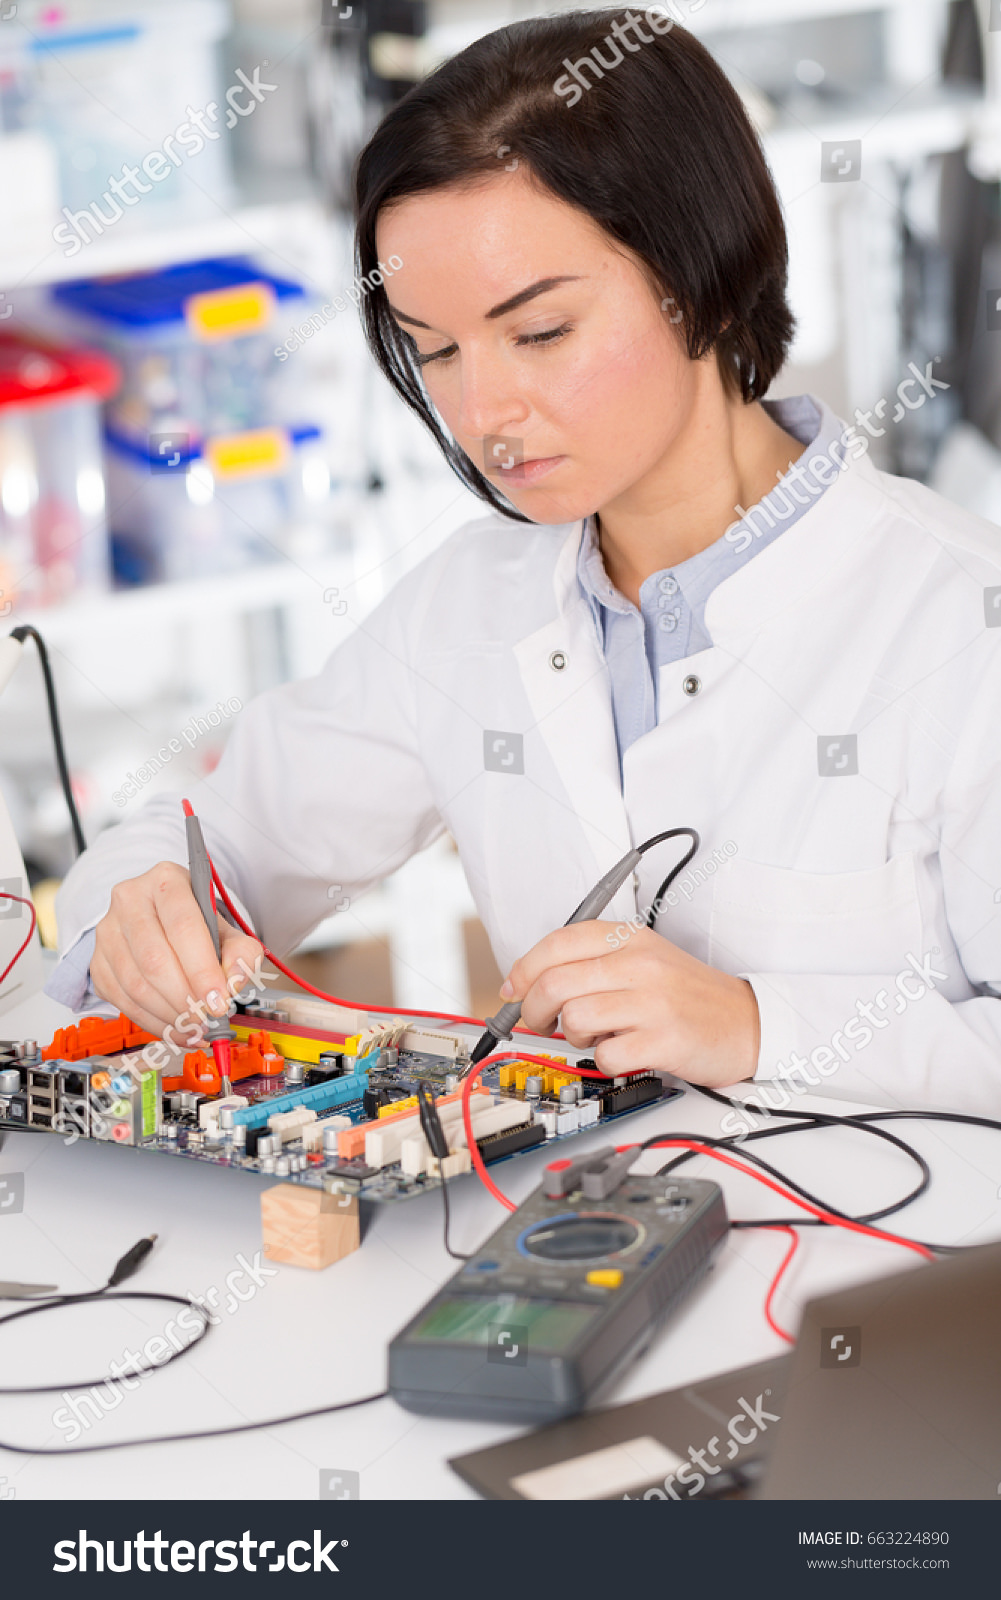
[492,454,565,484]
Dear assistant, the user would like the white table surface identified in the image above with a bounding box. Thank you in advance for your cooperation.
[2,985,1000,1502]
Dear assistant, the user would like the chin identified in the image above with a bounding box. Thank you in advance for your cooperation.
[500,486,598,528]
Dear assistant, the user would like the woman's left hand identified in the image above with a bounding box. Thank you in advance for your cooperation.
[500,921,760,1089]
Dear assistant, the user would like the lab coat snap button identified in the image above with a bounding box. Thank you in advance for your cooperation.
[549,650,568,671]
[682,675,701,696]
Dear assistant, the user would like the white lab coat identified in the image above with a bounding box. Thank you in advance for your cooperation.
[54,439,1001,1116]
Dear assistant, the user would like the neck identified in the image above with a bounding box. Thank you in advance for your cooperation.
[594,372,806,607]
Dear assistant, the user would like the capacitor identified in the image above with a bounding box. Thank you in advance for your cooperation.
[15,1040,38,1061]
[322,1125,341,1156]
[385,1047,399,1065]
[231,1124,247,1148]
[285,1061,305,1085]
[261,1155,276,1173]
[257,1134,275,1158]
[525,1075,542,1099]
[559,1085,577,1106]
[164,1123,178,1141]
[318,1051,342,1075]
[219,1106,235,1130]
[0,1068,21,1095]
[275,1155,290,1176]
[444,1072,459,1094]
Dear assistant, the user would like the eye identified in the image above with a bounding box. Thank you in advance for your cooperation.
[412,323,575,370]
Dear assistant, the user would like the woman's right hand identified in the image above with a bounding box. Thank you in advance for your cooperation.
[91,861,263,1041]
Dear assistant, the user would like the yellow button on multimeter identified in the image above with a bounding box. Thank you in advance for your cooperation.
[586,1268,624,1288]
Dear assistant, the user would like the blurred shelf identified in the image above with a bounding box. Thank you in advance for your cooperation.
[430,0,945,58]
[13,544,356,645]
[0,194,331,292]
[763,83,985,162]
[686,0,938,28]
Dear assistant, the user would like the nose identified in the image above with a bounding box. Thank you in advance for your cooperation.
[452,344,530,459]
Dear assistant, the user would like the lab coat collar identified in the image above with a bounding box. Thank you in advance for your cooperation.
[512,520,634,875]
[546,399,891,645]
[510,419,894,883]
[703,439,892,644]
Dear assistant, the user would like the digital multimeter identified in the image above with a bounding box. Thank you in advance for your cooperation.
[388,1148,728,1423]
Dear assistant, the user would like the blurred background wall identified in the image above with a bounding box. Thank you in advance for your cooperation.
[1,0,999,1018]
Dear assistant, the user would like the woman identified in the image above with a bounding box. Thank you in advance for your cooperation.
[50,11,1001,1116]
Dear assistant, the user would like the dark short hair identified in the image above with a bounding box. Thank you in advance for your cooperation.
[354,8,796,522]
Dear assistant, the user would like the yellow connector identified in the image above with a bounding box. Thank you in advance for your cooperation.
[378,1095,418,1118]
[515,1069,528,1094]
[498,1064,516,1088]
[342,1034,361,1056]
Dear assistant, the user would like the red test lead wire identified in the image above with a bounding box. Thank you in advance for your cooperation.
[644,1137,936,1344]
[0,889,37,987]
[200,836,567,1039]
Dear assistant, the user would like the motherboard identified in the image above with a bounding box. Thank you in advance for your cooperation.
[0,990,679,1203]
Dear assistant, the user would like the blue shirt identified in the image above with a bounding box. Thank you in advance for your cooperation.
[577,393,846,768]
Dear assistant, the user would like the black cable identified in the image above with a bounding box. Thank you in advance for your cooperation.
[439,1165,469,1262]
[10,625,86,855]
[664,1091,933,1222]
[0,1387,390,1458]
[643,1120,930,1231]
[640,828,700,929]
[0,1234,388,1457]
[0,1290,210,1394]
[652,1082,1001,1254]
[416,1079,469,1260]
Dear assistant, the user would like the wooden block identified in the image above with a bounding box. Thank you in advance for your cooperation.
[260,1183,360,1269]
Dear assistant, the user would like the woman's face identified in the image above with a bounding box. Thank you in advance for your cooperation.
[376,168,702,525]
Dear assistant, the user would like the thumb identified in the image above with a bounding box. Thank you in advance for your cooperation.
[218,920,268,998]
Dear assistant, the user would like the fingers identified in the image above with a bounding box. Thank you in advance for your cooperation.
[560,990,640,1048]
[151,866,230,1014]
[91,925,179,1038]
[502,921,624,1003]
[93,862,263,1043]
[218,920,266,997]
[516,950,624,1037]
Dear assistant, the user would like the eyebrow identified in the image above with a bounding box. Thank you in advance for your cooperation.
[388,275,584,331]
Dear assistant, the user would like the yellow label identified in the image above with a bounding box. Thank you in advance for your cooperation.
[184,281,276,342]
[204,427,289,481]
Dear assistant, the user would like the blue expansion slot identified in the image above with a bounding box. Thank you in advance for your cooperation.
[231,1067,371,1129]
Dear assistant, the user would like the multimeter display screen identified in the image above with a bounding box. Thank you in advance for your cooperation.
[408,1295,601,1352]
